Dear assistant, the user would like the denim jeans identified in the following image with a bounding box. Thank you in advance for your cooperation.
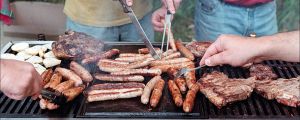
[66,13,154,42]
[195,0,278,41]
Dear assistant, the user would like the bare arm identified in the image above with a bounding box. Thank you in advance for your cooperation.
[200,31,300,67]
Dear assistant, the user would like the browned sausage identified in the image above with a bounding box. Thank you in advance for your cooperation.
[150,79,165,108]
[70,61,93,82]
[119,53,144,57]
[150,58,191,66]
[98,58,154,72]
[126,58,154,69]
[111,68,162,76]
[168,32,177,51]
[55,67,83,86]
[44,72,62,89]
[162,52,181,60]
[94,73,144,82]
[167,67,179,80]
[168,80,183,107]
[62,85,85,102]
[53,80,75,92]
[41,69,53,87]
[175,78,187,94]
[150,62,194,72]
[183,84,199,113]
[175,40,194,61]
[184,64,196,89]
[81,49,120,64]
[138,48,161,54]
[99,59,129,65]
[87,89,143,102]
[141,76,161,104]
[115,54,152,62]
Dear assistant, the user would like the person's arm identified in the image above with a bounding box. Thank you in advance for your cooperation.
[199,31,300,67]
[0,59,42,100]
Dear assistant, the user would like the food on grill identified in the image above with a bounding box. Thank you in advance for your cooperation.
[33,64,47,74]
[81,49,119,64]
[167,67,178,80]
[255,76,300,107]
[183,84,199,113]
[43,57,61,68]
[44,51,56,58]
[115,54,152,62]
[16,51,32,60]
[150,57,191,66]
[52,31,104,59]
[54,80,75,92]
[198,71,255,108]
[119,53,144,57]
[39,99,59,110]
[168,80,183,107]
[26,56,43,64]
[138,48,161,54]
[150,79,165,108]
[41,69,54,87]
[249,64,278,80]
[70,61,93,82]
[87,83,144,102]
[94,73,144,82]
[175,78,187,94]
[185,41,212,57]
[175,41,195,61]
[110,68,162,76]
[161,49,175,57]
[168,32,177,51]
[99,59,129,65]
[141,76,161,104]
[24,46,41,56]
[55,67,83,86]
[44,72,63,89]
[62,85,85,102]
[11,42,29,52]
[150,62,194,72]
[162,52,181,60]
[184,64,196,89]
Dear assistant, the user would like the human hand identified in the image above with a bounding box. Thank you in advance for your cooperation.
[152,8,173,32]
[161,0,182,14]
[0,59,42,100]
[199,34,267,67]
[126,0,133,6]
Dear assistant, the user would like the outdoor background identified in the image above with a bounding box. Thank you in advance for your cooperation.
[6,0,300,42]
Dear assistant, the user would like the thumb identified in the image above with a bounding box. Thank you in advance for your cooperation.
[126,0,133,6]
[204,52,230,66]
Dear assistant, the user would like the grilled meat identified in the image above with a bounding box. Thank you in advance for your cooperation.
[249,64,278,80]
[52,31,104,59]
[255,76,300,107]
[185,41,212,57]
[198,71,255,108]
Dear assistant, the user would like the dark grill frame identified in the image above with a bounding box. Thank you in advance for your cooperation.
[1,41,299,119]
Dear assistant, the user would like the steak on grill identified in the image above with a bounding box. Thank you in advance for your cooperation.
[198,71,255,108]
[52,31,104,59]
[255,76,300,107]
[249,64,278,80]
[185,41,212,57]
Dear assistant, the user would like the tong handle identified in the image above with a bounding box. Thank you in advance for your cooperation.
[119,0,131,13]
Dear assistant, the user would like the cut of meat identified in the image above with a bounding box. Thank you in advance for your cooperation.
[198,71,255,108]
[185,41,212,57]
[249,64,278,80]
[255,76,300,107]
[52,31,104,59]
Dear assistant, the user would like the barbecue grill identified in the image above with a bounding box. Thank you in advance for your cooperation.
[1,41,299,119]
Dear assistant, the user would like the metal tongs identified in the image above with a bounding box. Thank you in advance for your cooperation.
[40,89,67,105]
[118,0,161,60]
[160,0,173,57]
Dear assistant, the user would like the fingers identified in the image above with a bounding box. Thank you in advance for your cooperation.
[152,9,165,32]
[199,42,221,66]
[30,71,42,100]
[165,0,176,14]
[204,52,230,66]
[126,0,133,6]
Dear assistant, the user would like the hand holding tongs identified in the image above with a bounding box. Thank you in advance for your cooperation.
[40,89,67,105]
[118,0,161,60]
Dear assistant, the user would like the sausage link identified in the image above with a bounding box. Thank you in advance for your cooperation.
[168,80,183,107]
[175,40,194,60]
[183,84,199,113]
[175,78,187,94]
[70,61,93,82]
[150,79,165,108]
[41,69,53,87]
[44,72,62,89]
[184,64,196,89]
[94,73,144,82]
[141,76,161,104]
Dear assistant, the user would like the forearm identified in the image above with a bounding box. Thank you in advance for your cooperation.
[258,31,300,62]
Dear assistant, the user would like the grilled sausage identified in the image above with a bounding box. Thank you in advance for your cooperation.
[70,61,93,82]
[119,53,144,57]
[126,58,154,69]
[62,85,85,102]
[99,59,129,65]
[44,72,62,89]
[98,61,126,72]
[161,49,175,57]
[167,67,178,80]
[150,79,165,108]
[94,73,144,82]
[150,62,194,72]
[150,58,191,66]
[81,49,120,64]
[87,89,143,102]
[55,67,83,86]
[41,69,53,87]
[184,64,196,89]
[53,80,75,92]
[175,78,187,94]
[141,76,161,104]
[87,82,145,95]
[138,48,161,54]
[162,52,181,60]
[111,68,162,76]
[168,32,177,51]
[175,40,194,61]
[168,80,183,107]
[115,54,152,62]
[183,84,199,113]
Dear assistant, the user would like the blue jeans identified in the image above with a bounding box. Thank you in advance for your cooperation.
[66,13,154,42]
[195,0,278,41]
